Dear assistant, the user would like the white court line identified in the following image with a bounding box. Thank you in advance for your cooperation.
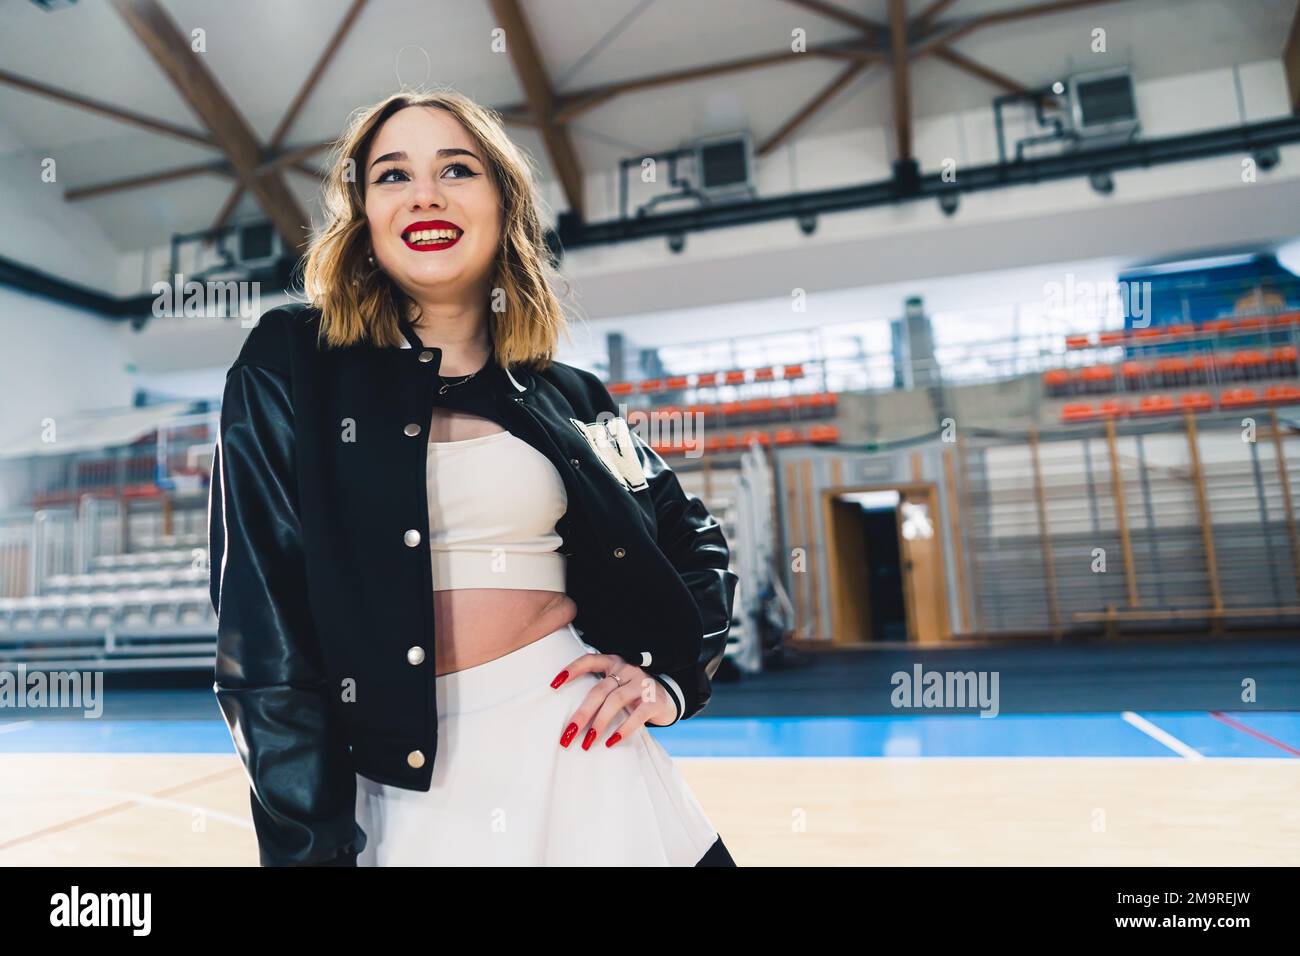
[1122,711,1204,760]
[0,721,34,735]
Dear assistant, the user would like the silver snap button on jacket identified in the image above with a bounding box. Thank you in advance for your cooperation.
[418,350,435,363]
[403,423,421,436]
[613,547,626,558]
[407,646,425,666]
[404,529,422,547]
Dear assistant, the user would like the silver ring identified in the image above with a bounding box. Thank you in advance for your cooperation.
[609,672,624,687]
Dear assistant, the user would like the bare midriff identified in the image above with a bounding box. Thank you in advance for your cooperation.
[427,407,577,677]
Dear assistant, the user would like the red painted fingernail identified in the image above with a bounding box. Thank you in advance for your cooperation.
[560,722,578,747]
[605,732,622,748]
[550,670,569,688]
[581,728,597,750]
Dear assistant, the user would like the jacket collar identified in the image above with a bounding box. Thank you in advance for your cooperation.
[397,321,529,394]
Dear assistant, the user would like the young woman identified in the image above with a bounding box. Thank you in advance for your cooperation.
[208,90,739,866]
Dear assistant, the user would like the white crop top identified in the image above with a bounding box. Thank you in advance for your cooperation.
[425,429,568,591]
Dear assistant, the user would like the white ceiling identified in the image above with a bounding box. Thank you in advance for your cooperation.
[0,0,1295,251]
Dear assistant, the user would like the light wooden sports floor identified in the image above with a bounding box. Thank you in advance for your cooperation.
[1,744,1296,865]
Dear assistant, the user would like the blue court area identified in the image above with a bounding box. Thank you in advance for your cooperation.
[1,711,1296,758]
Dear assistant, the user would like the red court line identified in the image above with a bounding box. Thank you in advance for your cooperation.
[1209,712,1300,757]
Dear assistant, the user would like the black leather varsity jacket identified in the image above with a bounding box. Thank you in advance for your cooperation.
[207,302,739,866]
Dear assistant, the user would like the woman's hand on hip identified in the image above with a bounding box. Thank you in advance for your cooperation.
[550,652,677,750]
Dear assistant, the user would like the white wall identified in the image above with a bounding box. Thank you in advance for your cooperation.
[0,117,123,295]
[0,285,134,448]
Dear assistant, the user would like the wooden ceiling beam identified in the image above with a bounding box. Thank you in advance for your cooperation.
[486,0,586,219]
[912,0,1130,59]
[288,161,326,181]
[46,0,1118,212]
[0,68,216,149]
[931,46,1029,95]
[913,0,961,33]
[757,59,870,157]
[212,0,368,232]
[65,161,233,201]
[110,0,310,252]
[888,0,912,162]
[782,0,885,40]
[549,39,883,123]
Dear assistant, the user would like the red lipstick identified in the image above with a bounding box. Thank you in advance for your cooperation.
[401,219,463,251]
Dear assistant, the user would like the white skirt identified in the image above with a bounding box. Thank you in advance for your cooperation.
[354,622,720,866]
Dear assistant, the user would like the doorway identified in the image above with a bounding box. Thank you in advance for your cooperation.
[824,484,951,645]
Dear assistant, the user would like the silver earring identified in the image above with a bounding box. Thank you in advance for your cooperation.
[367,252,376,265]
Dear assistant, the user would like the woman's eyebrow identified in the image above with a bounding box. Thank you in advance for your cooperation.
[369,148,481,170]
[369,151,407,169]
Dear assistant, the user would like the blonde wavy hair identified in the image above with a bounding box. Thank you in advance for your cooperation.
[302,89,571,369]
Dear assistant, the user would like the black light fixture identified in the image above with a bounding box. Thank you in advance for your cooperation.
[938,192,960,217]
[666,232,685,254]
[1089,170,1115,195]
[797,214,817,236]
[1254,147,1280,172]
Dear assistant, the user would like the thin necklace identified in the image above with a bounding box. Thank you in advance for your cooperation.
[405,322,487,394]
[438,370,477,395]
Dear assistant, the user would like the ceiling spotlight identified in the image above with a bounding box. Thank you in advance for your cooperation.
[1051,80,1066,95]
[1089,170,1114,195]
[938,192,960,217]
[667,232,686,254]
[798,214,818,236]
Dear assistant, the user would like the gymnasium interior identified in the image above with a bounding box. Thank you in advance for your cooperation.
[1,0,1298,868]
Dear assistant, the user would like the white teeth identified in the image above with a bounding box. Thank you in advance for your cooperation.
[405,228,461,243]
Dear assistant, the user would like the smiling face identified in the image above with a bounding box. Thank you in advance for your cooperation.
[364,106,502,308]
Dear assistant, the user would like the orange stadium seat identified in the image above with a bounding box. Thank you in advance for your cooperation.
[1120,361,1148,385]
[1155,357,1191,387]
[1080,365,1116,393]
[1060,403,1098,423]
[1136,395,1175,416]
[1043,369,1071,396]
[1219,388,1262,408]
[1271,346,1297,375]
[1227,349,1268,381]
[1266,385,1300,405]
